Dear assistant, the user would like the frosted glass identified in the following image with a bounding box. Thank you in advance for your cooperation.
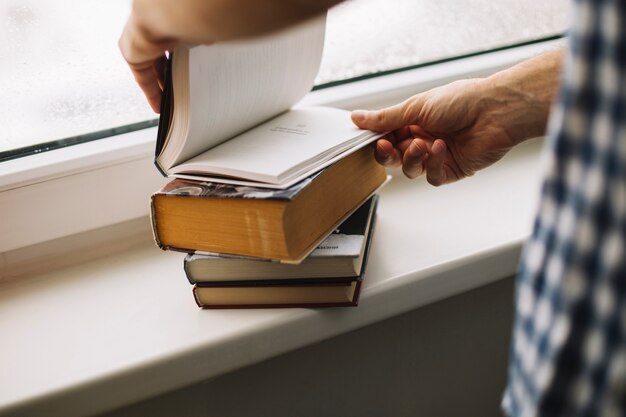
[319,0,568,84]
[0,1,154,155]
[0,0,568,156]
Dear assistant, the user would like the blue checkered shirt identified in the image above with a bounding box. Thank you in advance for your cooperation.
[502,0,626,416]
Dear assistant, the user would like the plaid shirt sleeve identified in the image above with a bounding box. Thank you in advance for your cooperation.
[502,0,626,416]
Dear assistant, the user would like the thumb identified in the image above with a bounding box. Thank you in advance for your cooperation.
[351,98,423,132]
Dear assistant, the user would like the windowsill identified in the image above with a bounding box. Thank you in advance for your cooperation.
[0,138,544,417]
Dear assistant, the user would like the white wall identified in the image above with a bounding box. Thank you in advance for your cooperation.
[101,277,515,417]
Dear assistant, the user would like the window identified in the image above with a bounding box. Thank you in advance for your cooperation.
[1,0,567,161]
[320,0,567,85]
[0,0,567,259]
[1,1,154,161]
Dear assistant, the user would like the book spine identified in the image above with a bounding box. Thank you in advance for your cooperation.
[191,281,362,309]
[191,276,359,287]
[183,253,195,285]
[197,303,359,309]
[154,53,173,177]
[149,194,167,250]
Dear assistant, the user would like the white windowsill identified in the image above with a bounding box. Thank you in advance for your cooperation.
[0,137,544,417]
[0,40,558,417]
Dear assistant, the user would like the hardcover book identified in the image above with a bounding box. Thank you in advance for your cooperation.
[192,280,364,309]
[185,195,378,282]
[191,196,377,308]
[156,15,384,189]
[150,145,388,263]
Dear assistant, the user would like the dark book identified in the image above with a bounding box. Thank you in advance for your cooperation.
[191,196,378,308]
[185,195,378,282]
[150,145,387,263]
[192,280,365,309]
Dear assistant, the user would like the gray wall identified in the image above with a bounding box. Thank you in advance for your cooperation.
[100,277,515,417]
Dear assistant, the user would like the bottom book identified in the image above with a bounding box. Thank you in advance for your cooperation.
[193,279,362,309]
[191,195,378,308]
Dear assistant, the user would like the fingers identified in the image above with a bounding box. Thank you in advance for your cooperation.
[425,139,448,186]
[402,138,429,179]
[119,13,175,113]
[399,138,450,186]
[377,135,454,186]
[374,139,402,167]
[351,97,423,132]
[155,54,167,90]
[129,62,164,113]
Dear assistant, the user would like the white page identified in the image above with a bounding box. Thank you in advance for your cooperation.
[171,16,326,167]
[170,107,382,186]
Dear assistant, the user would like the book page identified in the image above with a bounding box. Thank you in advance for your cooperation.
[172,16,326,167]
[170,106,382,186]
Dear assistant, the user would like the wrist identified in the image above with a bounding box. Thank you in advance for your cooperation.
[477,77,546,145]
[477,49,563,145]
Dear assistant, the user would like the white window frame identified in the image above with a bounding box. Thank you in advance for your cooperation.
[0,39,562,258]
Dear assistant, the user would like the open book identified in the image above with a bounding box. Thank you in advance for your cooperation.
[156,15,383,189]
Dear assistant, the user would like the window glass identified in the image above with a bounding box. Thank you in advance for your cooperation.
[0,0,568,159]
[319,0,568,84]
[1,1,154,159]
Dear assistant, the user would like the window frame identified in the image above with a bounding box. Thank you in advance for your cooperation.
[0,38,563,257]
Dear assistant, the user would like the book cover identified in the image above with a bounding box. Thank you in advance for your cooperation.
[153,169,319,202]
[150,145,388,262]
[184,195,378,282]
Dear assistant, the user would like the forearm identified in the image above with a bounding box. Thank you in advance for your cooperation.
[479,48,564,144]
[130,0,340,44]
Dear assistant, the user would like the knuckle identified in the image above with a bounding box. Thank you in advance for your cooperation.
[400,97,423,125]
[376,109,390,125]
[399,101,414,124]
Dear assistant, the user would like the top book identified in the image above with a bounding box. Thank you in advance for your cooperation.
[155,15,383,189]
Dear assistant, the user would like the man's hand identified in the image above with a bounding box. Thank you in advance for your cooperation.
[352,49,563,185]
[119,13,175,113]
[119,0,340,113]
[352,79,519,185]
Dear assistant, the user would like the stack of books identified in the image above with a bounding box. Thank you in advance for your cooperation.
[149,16,387,308]
[152,181,380,308]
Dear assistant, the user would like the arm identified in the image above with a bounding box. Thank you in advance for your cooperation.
[119,0,341,112]
[351,48,564,185]
[481,48,563,144]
